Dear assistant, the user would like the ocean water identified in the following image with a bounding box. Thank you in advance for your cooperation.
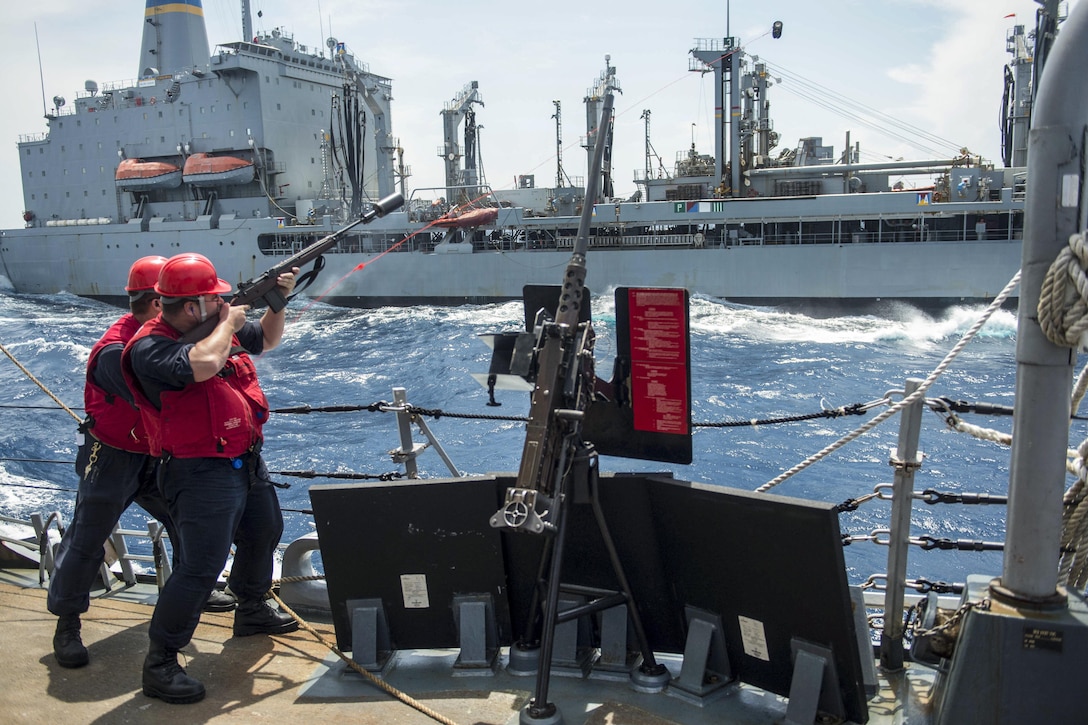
[0,286,1033,591]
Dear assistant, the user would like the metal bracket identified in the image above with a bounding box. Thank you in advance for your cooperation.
[452,594,499,675]
[490,488,550,533]
[785,639,846,725]
[669,607,732,703]
[347,598,393,674]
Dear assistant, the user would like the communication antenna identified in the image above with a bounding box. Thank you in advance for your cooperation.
[35,23,48,118]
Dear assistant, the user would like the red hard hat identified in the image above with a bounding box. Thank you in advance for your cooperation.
[125,255,168,292]
[155,253,233,297]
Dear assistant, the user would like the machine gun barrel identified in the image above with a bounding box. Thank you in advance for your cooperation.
[181,192,403,343]
[492,89,615,531]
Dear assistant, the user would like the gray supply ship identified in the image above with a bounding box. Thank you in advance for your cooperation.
[0,1,1032,309]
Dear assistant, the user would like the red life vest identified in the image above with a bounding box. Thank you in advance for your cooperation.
[122,316,269,458]
[84,313,147,453]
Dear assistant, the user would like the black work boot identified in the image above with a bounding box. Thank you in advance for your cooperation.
[53,613,89,668]
[141,643,205,704]
[233,599,299,637]
[203,588,237,612]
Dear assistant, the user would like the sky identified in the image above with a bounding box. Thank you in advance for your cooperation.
[0,0,1079,227]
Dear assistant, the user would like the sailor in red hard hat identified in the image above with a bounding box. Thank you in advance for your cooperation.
[122,253,299,704]
[47,256,238,670]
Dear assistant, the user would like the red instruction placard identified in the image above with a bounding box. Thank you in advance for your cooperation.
[627,288,689,435]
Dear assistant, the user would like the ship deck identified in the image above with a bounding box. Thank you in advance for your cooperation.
[0,567,938,725]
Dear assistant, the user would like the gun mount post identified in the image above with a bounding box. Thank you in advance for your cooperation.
[488,86,671,724]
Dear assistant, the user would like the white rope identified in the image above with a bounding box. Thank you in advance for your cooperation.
[948,418,1012,446]
[1039,231,1088,349]
[1071,361,1088,415]
[756,270,1021,493]
[1037,232,1088,591]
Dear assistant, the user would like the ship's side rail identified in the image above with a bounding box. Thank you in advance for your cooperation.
[255,207,1024,257]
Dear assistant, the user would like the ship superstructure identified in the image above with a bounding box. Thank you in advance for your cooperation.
[17,0,394,233]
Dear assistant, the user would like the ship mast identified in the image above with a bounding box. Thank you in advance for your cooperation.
[583,57,619,203]
[552,101,569,189]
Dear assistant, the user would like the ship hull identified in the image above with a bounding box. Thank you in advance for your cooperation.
[0,218,1021,309]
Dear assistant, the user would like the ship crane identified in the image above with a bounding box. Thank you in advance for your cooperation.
[582,56,621,203]
[440,81,485,205]
[325,34,398,205]
[1002,0,1063,167]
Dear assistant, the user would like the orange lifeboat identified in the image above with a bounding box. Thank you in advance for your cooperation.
[182,153,255,187]
[115,159,182,190]
[432,206,499,229]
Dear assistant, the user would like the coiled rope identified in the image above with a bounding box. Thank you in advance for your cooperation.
[1039,231,1088,348]
[1041,231,1088,589]
[755,269,1021,493]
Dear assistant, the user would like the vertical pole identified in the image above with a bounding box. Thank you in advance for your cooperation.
[880,378,924,671]
[999,0,1088,603]
[525,447,573,723]
[392,387,418,479]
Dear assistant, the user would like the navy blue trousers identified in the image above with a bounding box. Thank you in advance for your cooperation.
[148,453,283,650]
[47,438,176,617]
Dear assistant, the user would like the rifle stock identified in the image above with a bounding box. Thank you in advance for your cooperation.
[179,192,404,343]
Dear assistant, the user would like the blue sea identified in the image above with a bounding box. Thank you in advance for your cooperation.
[0,287,1030,591]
